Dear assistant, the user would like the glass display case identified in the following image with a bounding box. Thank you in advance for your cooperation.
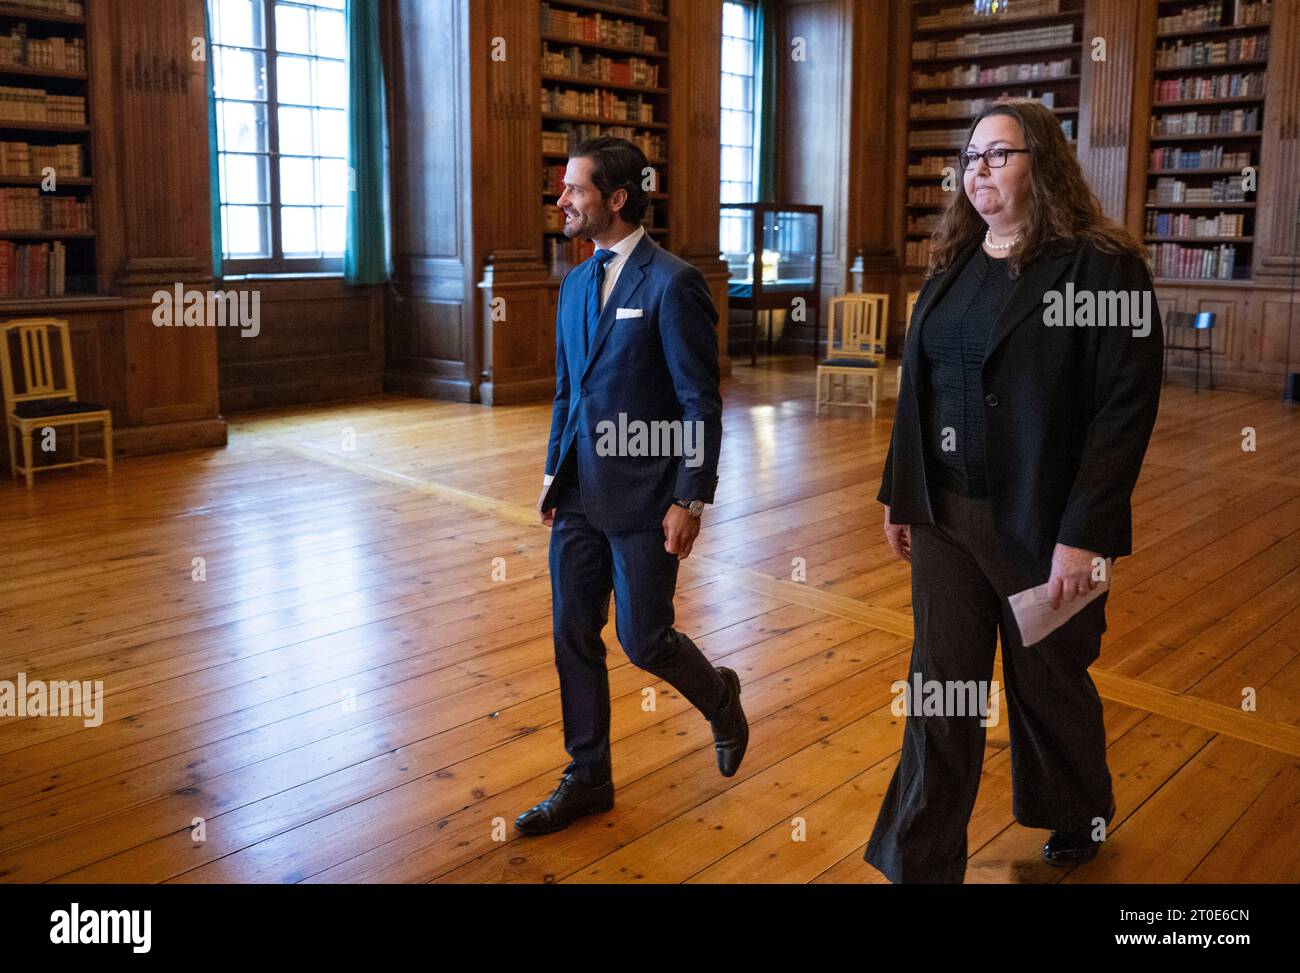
[720,203,824,363]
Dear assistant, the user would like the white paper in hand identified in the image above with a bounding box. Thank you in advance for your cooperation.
[1008,560,1111,647]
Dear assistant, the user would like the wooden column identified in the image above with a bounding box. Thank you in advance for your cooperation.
[93,0,225,455]
[1255,0,1300,284]
[669,0,731,375]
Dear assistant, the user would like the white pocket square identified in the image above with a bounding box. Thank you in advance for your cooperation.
[615,307,644,319]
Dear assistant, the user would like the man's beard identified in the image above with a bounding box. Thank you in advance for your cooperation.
[563,208,613,241]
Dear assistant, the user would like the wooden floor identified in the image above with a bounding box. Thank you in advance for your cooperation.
[1,356,1297,884]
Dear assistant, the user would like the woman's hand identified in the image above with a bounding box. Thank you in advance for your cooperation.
[1048,543,1104,610]
[883,504,911,562]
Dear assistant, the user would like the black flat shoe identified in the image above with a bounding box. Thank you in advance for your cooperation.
[1042,798,1117,866]
[710,666,748,778]
[514,774,614,835]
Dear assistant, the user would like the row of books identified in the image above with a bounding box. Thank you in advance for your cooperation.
[0,29,86,72]
[1158,1,1271,33]
[577,0,665,16]
[1154,35,1268,67]
[541,87,657,124]
[1149,243,1239,280]
[912,24,1076,61]
[1149,146,1251,170]
[0,239,66,298]
[1153,71,1266,103]
[907,214,942,235]
[1151,107,1259,135]
[0,86,85,124]
[916,0,1062,31]
[908,118,1074,149]
[548,236,596,277]
[911,91,1068,120]
[540,5,660,52]
[1151,176,1248,203]
[1145,211,1246,238]
[913,58,1075,90]
[542,46,661,88]
[541,123,666,159]
[908,185,950,206]
[905,238,937,269]
[908,155,953,177]
[2,0,83,16]
[0,187,91,229]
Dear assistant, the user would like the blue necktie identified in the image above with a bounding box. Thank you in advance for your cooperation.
[585,249,617,355]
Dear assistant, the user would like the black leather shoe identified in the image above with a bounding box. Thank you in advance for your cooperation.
[710,666,748,777]
[514,774,614,835]
[1042,798,1116,866]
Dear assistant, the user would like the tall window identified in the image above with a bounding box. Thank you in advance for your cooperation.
[209,0,348,274]
[720,0,757,254]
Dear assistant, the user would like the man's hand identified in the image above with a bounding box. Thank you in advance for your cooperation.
[538,483,555,527]
[1047,543,1103,610]
[883,504,911,563]
[663,504,700,560]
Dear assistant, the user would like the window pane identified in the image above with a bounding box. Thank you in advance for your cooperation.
[314,9,347,59]
[316,58,346,109]
[223,204,271,257]
[223,153,271,203]
[215,46,267,101]
[721,109,753,148]
[221,100,267,152]
[275,3,312,54]
[322,205,346,255]
[722,37,752,77]
[278,105,317,154]
[282,206,320,255]
[320,157,349,205]
[721,73,753,112]
[277,54,313,105]
[280,156,318,204]
[723,1,752,41]
[721,146,751,183]
[318,108,347,157]
[214,0,265,48]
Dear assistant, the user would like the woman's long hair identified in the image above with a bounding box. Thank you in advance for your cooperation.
[926,100,1146,279]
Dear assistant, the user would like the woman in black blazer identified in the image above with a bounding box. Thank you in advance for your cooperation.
[864,100,1163,883]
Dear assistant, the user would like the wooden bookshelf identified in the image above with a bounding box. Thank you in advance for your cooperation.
[539,0,671,277]
[903,0,1085,272]
[0,0,93,300]
[1143,0,1272,282]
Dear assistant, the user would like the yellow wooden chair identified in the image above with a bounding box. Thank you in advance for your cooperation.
[2,317,113,488]
[816,293,889,418]
[897,289,921,396]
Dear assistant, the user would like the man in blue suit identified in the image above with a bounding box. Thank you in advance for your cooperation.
[515,137,748,835]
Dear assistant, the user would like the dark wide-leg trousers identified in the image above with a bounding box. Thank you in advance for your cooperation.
[549,471,727,785]
[864,483,1114,883]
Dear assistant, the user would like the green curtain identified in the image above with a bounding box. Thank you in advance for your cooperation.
[344,0,392,284]
[752,0,777,203]
[205,0,223,278]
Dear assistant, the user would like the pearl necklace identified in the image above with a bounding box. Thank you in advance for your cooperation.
[985,228,1019,252]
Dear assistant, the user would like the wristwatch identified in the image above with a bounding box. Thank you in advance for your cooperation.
[673,499,705,518]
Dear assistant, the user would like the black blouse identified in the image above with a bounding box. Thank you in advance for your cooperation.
[917,247,1018,498]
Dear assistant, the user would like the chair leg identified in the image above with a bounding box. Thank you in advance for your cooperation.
[104,421,114,475]
[1208,340,1215,391]
[21,429,34,489]
[1194,348,1200,395]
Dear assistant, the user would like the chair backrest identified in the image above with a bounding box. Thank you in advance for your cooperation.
[827,294,889,364]
[0,317,77,415]
[904,290,921,335]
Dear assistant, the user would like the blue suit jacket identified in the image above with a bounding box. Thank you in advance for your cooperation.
[543,232,722,531]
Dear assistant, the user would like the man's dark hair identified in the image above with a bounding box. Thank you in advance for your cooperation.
[571,136,651,226]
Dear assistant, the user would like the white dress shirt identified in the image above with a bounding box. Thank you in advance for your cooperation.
[543,225,647,489]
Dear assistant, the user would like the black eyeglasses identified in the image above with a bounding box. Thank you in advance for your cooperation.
[958,147,1031,171]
